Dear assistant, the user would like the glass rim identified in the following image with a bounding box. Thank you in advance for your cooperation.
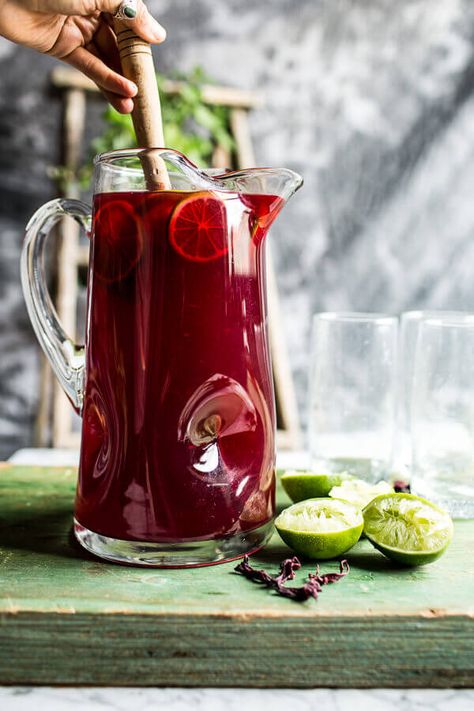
[93,147,301,178]
[419,313,474,329]
[401,309,471,321]
[313,311,397,325]
[93,148,227,177]
[94,147,187,166]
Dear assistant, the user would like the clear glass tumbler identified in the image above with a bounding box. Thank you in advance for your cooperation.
[398,310,466,476]
[309,312,398,483]
[411,314,474,517]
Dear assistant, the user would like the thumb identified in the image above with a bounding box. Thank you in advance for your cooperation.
[108,0,167,44]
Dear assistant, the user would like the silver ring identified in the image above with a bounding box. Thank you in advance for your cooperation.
[114,0,138,20]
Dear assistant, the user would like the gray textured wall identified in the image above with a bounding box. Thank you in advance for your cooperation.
[1,0,474,458]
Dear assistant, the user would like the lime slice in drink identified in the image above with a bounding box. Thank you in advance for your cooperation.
[329,478,393,510]
[94,199,144,283]
[363,493,454,566]
[281,470,354,502]
[275,498,364,560]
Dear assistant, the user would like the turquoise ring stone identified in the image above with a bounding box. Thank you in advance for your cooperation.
[114,0,138,21]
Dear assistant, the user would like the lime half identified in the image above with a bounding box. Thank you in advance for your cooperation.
[281,470,353,503]
[329,478,393,510]
[275,498,363,560]
[363,493,453,566]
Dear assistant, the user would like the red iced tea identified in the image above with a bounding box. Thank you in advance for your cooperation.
[75,189,281,542]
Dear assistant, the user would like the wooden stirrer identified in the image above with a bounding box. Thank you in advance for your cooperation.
[114,21,171,190]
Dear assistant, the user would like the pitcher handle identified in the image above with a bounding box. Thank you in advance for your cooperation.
[21,198,91,414]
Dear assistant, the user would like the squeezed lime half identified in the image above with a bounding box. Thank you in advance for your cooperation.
[329,478,393,510]
[363,493,454,566]
[275,498,363,560]
[281,470,353,502]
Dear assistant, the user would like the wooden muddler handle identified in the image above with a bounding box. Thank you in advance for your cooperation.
[114,21,171,190]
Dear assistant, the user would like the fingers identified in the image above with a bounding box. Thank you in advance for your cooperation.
[92,20,121,75]
[63,45,137,111]
[25,1,166,44]
[84,30,134,113]
[100,90,134,113]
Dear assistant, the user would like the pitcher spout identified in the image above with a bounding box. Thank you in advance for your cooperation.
[216,167,303,238]
[216,166,303,205]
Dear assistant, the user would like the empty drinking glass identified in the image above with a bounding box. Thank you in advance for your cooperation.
[411,314,474,517]
[309,312,398,483]
[398,310,466,476]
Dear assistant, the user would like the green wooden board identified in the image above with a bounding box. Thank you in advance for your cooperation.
[0,464,473,687]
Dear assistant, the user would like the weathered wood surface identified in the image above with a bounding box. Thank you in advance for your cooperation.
[0,465,473,687]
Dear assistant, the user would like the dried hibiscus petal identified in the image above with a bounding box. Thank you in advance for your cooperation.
[233,557,275,585]
[235,555,349,602]
[393,480,411,493]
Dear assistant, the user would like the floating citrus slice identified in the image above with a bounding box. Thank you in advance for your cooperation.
[169,193,228,262]
[93,199,143,283]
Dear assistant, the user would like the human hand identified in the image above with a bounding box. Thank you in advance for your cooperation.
[0,0,166,113]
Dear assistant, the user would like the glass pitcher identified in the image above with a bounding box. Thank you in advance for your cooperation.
[21,148,302,567]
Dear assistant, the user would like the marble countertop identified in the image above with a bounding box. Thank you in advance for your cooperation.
[1,688,473,711]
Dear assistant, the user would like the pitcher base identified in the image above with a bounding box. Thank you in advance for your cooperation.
[73,518,274,568]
